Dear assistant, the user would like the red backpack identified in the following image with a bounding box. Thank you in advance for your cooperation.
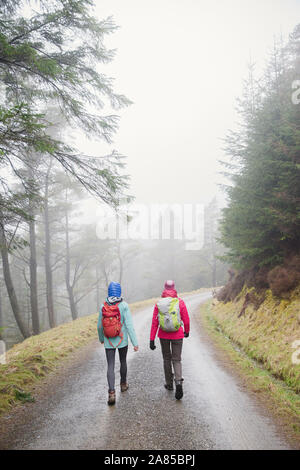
[102,302,123,347]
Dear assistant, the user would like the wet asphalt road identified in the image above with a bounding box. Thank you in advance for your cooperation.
[0,292,291,450]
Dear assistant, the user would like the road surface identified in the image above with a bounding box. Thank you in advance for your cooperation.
[0,292,291,449]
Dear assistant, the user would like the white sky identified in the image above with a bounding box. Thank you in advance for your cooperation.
[76,0,300,208]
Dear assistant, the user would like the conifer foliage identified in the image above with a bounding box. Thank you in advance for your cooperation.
[0,0,131,337]
[0,0,130,208]
[220,25,300,274]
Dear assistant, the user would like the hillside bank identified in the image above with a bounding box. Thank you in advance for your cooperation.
[199,287,300,437]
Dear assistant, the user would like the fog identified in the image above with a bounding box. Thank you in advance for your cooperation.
[77,0,300,205]
[1,1,299,346]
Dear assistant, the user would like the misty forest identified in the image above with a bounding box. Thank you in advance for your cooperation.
[0,1,299,344]
[0,0,227,347]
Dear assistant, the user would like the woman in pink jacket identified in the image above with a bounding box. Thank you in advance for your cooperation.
[150,280,190,400]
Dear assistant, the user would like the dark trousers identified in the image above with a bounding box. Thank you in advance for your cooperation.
[105,346,128,391]
[159,338,183,384]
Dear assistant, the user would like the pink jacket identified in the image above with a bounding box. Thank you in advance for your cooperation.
[150,288,190,341]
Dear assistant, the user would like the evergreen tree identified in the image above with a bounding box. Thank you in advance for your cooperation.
[220,25,300,270]
[0,0,131,337]
[0,0,130,213]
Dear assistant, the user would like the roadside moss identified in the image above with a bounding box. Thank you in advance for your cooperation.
[200,298,300,440]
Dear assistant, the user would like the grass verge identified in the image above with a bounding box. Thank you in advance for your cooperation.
[200,300,300,439]
[212,287,300,393]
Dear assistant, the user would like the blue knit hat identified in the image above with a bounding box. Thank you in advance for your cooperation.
[108,282,121,298]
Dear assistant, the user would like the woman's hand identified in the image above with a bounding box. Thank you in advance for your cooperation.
[134,346,139,352]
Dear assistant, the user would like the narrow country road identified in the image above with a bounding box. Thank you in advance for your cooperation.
[0,292,291,450]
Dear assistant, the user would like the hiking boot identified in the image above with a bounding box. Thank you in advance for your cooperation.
[175,379,184,400]
[164,383,174,391]
[120,383,129,392]
[107,390,116,406]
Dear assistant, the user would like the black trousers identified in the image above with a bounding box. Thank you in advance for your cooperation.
[105,346,128,391]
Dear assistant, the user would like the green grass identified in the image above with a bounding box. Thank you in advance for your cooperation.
[200,300,300,438]
[210,287,300,393]
[0,313,98,415]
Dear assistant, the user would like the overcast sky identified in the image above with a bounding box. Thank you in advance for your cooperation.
[76,0,300,209]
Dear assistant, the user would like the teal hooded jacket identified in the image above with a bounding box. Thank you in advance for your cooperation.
[97,300,138,349]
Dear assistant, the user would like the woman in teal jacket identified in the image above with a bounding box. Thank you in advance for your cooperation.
[97,282,138,405]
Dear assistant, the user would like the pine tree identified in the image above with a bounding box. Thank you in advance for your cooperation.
[0,0,131,337]
[220,25,300,271]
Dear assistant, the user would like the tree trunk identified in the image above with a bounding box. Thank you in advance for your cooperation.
[0,281,3,341]
[65,195,78,321]
[29,214,40,335]
[0,221,30,338]
[27,159,40,335]
[212,259,217,288]
[211,232,217,287]
[118,243,123,285]
[102,266,109,289]
[66,284,78,321]
[44,162,56,328]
